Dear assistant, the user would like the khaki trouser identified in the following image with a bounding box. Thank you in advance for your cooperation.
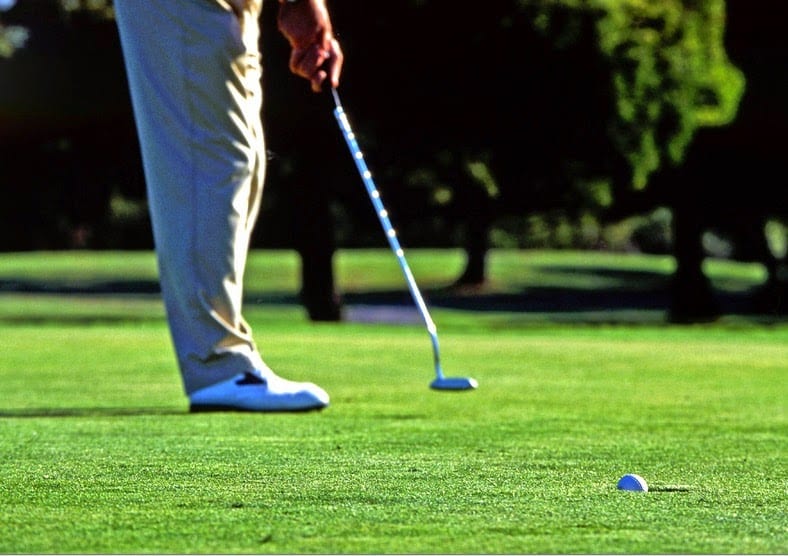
[115,0,266,394]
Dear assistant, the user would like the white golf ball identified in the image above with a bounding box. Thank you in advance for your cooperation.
[617,473,648,492]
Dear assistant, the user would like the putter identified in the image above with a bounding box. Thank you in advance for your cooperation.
[331,88,478,391]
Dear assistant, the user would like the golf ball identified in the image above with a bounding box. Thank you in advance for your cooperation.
[617,473,648,492]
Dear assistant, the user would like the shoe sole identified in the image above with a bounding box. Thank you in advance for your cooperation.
[189,403,327,414]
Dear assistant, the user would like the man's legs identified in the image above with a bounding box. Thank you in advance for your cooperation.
[115,0,327,409]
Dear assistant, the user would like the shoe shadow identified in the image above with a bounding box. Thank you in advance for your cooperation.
[0,406,186,419]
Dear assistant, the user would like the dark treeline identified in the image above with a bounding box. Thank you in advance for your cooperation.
[0,0,785,321]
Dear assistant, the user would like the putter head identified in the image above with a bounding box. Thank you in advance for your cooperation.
[430,376,479,391]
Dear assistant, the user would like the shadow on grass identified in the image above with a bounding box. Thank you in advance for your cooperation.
[1,263,782,323]
[0,406,186,418]
[376,286,672,313]
[0,279,161,295]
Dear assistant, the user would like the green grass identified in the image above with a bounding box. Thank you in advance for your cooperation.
[0,250,785,554]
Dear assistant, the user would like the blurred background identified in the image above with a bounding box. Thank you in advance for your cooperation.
[1,0,786,322]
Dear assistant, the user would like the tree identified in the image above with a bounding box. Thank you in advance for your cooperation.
[650,0,787,321]
[0,0,147,250]
[316,1,746,287]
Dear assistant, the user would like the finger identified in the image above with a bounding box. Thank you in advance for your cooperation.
[311,69,328,93]
[289,48,305,78]
[327,39,343,88]
[308,39,341,92]
[292,44,329,81]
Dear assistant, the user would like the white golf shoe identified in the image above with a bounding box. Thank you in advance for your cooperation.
[189,371,329,413]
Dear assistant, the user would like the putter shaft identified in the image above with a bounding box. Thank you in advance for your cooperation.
[331,89,477,390]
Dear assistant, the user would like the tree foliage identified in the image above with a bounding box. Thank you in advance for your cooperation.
[588,0,745,188]
[305,0,746,251]
[0,0,749,249]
